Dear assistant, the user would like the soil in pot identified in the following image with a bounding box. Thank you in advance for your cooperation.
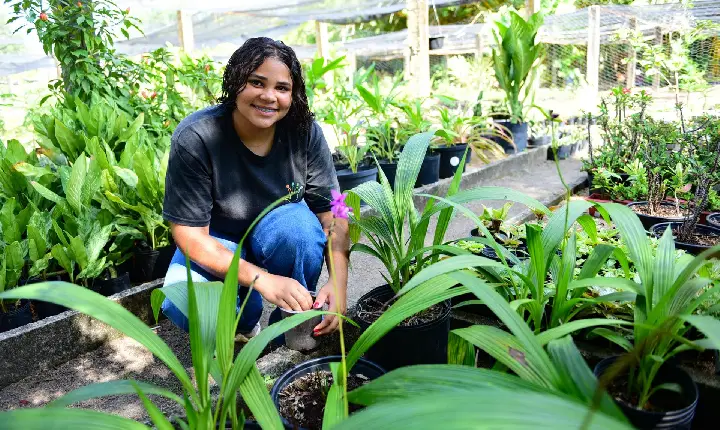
[271,356,385,430]
[355,284,451,371]
[594,356,699,429]
[0,299,33,333]
[278,371,367,429]
[650,222,720,256]
[415,153,440,187]
[435,144,470,179]
[627,202,689,231]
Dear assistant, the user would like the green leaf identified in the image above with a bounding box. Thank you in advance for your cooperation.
[537,319,631,347]
[322,362,346,429]
[682,315,720,350]
[238,366,284,430]
[396,255,506,296]
[336,390,631,429]
[113,166,139,188]
[348,365,545,406]
[54,119,82,160]
[66,154,87,214]
[0,408,149,429]
[589,328,632,352]
[30,181,65,206]
[117,114,144,143]
[0,283,196,402]
[132,382,174,430]
[50,379,183,408]
[546,336,627,421]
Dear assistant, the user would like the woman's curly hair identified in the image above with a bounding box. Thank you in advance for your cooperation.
[218,37,314,135]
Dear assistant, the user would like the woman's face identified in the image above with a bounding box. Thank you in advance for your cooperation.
[234,57,293,130]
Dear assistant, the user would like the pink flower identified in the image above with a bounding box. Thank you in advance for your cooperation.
[622,88,631,95]
[330,189,352,219]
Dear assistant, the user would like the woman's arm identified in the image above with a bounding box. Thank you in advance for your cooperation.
[171,223,313,311]
[312,211,350,335]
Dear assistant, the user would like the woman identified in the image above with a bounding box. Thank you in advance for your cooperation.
[161,37,349,339]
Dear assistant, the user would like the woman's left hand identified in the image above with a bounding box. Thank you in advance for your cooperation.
[312,281,347,336]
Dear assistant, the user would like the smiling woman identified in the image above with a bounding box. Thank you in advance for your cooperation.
[159,37,350,345]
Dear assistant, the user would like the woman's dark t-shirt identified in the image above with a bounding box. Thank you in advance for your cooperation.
[162,105,339,240]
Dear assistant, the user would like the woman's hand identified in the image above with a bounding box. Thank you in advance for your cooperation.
[255,273,314,312]
[312,281,347,336]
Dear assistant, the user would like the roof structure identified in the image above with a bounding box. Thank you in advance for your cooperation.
[1,1,719,76]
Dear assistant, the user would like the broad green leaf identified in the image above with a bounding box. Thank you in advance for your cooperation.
[336,390,631,429]
[0,408,149,429]
[118,113,145,143]
[323,362,346,429]
[536,319,631,346]
[50,380,183,408]
[54,119,81,160]
[113,166,139,188]
[578,244,615,280]
[238,366,284,430]
[546,336,626,421]
[396,255,506,296]
[66,154,87,214]
[589,328,633,352]
[31,181,65,206]
[348,365,545,406]
[682,315,720,350]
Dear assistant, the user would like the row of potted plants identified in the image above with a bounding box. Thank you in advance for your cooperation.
[583,87,720,256]
[3,128,718,430]
[0,97,175,333]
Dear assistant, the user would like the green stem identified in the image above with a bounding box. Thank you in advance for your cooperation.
[327,219,349,417]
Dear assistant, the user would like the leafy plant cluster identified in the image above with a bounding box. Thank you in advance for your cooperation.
[584,87,720,219]
[2,129,719,429]
[313,64,509,172]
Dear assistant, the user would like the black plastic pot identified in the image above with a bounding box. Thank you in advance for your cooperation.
[429,36,445,50]
[548,144,572,160]
[706,213,720,229]
[336,165,378,193]
[529,135,551,147]
[569,142,579,155]
[434,144,470,179]
[154,244,176,280]
[127,243,177,284]
[89,272,131,297]
[627,202,688,231]
[495,121,528,154]
[415,153,440,187]
[355,284,451,371]
[0,299,33,333]
[21,274,68,320]
[594,356,699,429]
[650,222,720,256]
[270,355,386,429]
[377,160,398,189]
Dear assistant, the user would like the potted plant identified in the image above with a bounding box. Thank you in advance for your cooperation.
[590,203,720,429]
[434,102,481,179]
[322,88,377,193]
[490,11,545,153]
[650,115,720,254]
[366,119,401,187]
[356,76,402,188]
[0,236,32,333]
[396,98,440,187]
[626,118,689,230]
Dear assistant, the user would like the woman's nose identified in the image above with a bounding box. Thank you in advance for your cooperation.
[259,88,276,102]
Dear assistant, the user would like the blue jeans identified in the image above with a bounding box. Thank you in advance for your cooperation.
[161,202,327,333]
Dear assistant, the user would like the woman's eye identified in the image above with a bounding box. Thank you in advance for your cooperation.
[250,80,263,87]
[277,86,290,92]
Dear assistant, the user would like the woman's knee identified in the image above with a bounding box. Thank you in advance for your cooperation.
[251,202,326,262]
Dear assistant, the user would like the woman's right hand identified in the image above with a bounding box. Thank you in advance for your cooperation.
[255,273,314,312]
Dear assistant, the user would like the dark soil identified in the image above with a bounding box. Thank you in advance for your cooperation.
[607,375,690,413]
[631,203,689,218]
[278,370,369,430]
[356,296,444,327]
[672,227,719,246]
